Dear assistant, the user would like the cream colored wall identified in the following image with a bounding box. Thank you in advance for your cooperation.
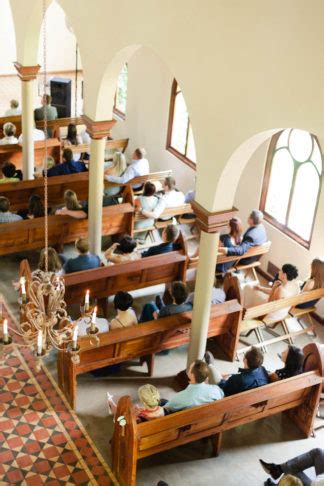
[234,137,324,317]
[0,0,16,75]
[111,47,195,193]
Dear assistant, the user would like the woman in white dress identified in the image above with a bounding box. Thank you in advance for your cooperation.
[134,181,165,230]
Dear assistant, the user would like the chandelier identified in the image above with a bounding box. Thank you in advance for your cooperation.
[0,0,100,370]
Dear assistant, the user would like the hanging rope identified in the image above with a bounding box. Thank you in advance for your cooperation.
[42,0,49,272]
[75,42,78,118]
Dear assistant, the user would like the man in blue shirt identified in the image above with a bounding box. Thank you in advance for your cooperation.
[47,148,87,177]
[164,360,224,412]
[142,224,180,258]
[63,238,101,274]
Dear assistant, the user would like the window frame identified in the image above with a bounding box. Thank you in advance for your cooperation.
[166,79,196,170]
[259,130,322,249]
[113,63,128,120]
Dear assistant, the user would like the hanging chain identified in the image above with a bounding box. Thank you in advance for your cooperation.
[75,42,78,118]
[42,0,48,272]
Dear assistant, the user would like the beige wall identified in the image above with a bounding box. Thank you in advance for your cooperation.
[111,47,195,193]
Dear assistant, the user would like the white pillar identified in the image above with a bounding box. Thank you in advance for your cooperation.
[21,80,35,180]
[88,137,107,255]
[187,230,220,365]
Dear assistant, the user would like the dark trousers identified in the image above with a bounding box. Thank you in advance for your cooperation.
[281,448,324,485]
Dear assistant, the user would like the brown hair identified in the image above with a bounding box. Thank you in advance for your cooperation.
[229,217,243,245]
[171,281,188,305]
[0,196,10,213]
[164,176,176,191]
[163,224,180,243]
[143,181,156,197]
[63,148,73,163]
[191,360,209,384]
[38,247,62,272]
[76,238,89,254]
[244,346,264,369]
[310,258,324,290]
[64,190,82,210]
[10,99,19,109]
[134,147,146,159]
[3,122,16,137]
[43,94,52,104]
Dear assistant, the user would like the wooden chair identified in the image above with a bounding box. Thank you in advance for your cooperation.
[111,342,324,486]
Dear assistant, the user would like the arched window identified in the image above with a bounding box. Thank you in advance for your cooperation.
[166,79,196,169]
[113,63,128,118]
[260,128,322,248]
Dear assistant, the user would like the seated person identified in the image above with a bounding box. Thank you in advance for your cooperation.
[185,189,195,203]
[164,360,224,412]
[0,196,22,223]
[63,238,101,274]
[142,224,180,257]
[18,123,45,143]
[63,124,83,161]
[4,99,21,116]
[260,448,324,485]
[110,291,138,330]
[243,263,300,322]
[297,257,324,309]
[107,384,165,421]
[269,345,304,382]
[55,189,87,219]
[106,147,149,189]
[0,162,22,183]
[187,277,226,306]
[134,181,165,230]
[18,194,45,219]
[140,281,193,322]
[206,346,269,396]
[217,209,267,273]
[36,247,63,275]
[47,148,87,177]
[104,235,140,264]
[159,177,185,220]
[34,94,58,137]
[104,152,127,198]
[220,216,243,248]
[0,122,18,145]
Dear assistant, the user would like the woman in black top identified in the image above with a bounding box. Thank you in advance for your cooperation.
[269,345,304,382]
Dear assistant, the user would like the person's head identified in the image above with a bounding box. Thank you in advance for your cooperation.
[3,122,16,138]
[44,156,55,169]
[143,181,156,197]
[42,94,52,106]
[248,209,263,226]
[10,99,19,110]
[162,224,180,243]
[28,194,45,218]
[64,189,82,210]
[187,360,209,384]
[2,162,17,178]
[310,258,324,290]
[279,345,304,376]
[228,217,243,245]
[38,247,62,272]
[0,196,10,213]
[114,291,133,311]
[170,281,188,305]
[118,235,137,254]
[279,475,303,486]
[163,176,176,192]
[112,151,127,176]
[138,384,160,409]
[75,238,89,255]
[243,346,264,369]
[132,148,146,160]
[67,124,78,144]
[279,263,298,283]
[63,148,73,163]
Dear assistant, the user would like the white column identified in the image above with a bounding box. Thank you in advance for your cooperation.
[88,137,107,255]
[187,230,220,365]
[21,79,35,180]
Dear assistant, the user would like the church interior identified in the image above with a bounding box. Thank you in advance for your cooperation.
[0,1,324,485]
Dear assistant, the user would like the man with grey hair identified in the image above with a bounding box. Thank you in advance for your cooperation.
[217,209,267,273]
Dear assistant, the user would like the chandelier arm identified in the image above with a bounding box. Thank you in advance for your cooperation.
[42,0,49,272]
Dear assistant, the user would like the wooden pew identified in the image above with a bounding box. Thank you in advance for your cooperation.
[2,187,134,256]
[57,299,242,409]
[111,342,324,486]
[0,139,61,170]
[0,115,84,139]
[69,138,129,159]
[104,170,173,192]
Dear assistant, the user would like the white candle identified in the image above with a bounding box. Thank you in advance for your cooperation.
[72,326,78,350]
[85,290,90,305]
[20,277,26,295]
[3,319,8,343]
[37,330,43,355]
[91,306,97,332]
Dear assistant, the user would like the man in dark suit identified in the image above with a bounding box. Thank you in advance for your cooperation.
[142,224,180,257]
[217,209,267,273]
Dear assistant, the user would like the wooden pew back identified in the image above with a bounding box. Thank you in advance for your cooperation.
[0,139,61,170]
[112,343,324,486]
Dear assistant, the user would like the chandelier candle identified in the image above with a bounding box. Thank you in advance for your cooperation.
[3,319,9,344]
[72,326,78,350]
[85,290,90,312]
[20,277,27,303]
[91,306,97,332]
[37,330,43,355]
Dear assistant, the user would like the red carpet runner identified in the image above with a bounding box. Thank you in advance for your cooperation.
[0,296,117,485]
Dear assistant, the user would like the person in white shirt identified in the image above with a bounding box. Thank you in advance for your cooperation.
[4,99,21,117]
[0,123,18,145]
[18,124,45,143]
[106,147,149,189]
[159,176,185,221]
[110,291,138,330]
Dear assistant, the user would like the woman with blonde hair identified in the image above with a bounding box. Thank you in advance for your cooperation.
[104,151,127,198]
[55,189,87,219]
[297,257,324,309]
[0,122,18,144]
[136,384,165,421]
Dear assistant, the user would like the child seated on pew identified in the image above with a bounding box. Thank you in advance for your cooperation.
[55,189,87,219]
[107,384,165,421]
[105,235,140,264]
